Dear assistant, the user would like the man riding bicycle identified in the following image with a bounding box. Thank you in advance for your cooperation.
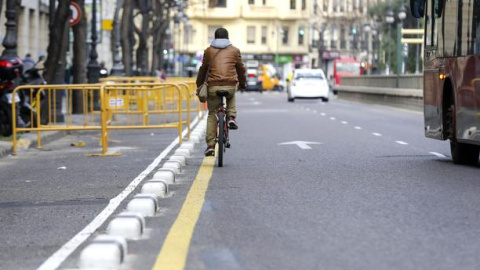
[196,27,246,157]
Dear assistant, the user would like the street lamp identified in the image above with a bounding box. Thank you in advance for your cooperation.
[1,0,18,58]
[396,4,407,76]
[111,0,125,76]
[87,0,101,110]
[87,0,100,83]
[385,8,394,75]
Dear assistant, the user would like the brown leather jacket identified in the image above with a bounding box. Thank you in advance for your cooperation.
[196,44,246,88]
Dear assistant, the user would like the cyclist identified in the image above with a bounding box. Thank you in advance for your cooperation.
[196,27,246,156]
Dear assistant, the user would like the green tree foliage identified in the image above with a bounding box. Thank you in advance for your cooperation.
[368,0,423,74]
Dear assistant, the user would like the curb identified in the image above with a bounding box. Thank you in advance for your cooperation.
[0,130,66,159]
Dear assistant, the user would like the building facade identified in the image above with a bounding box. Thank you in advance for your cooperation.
[0,0,115,72]
[309,0,377,76]
[183,0,311,78]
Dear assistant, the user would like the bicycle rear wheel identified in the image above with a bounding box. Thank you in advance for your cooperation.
[218,115,225,167]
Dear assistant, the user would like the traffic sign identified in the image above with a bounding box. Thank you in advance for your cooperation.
[69,2,82,27]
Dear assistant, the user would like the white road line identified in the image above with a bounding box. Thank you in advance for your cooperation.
[430,152,448,158]
[396,141,409,145]
[354,126,362,130]
[321,113,326,116]
[312,110,317,113]
[372,133,382,136]
[341,121,348,124]
[306,108,311,111]
[330,117,336,120]
[36,116,202,270]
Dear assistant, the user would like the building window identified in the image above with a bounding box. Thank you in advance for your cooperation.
[208,25,222,42]
[249,0,254,4]
[263,0,266,4]
[339,0,344,12]
[290,0,296,9]
[209,0,227,7]
[261,26,267,44]
[247,26,256,44]
[298,26,305,45]
[282,26,289,45]
[302,0,306,10]
[359,0,364,12]
[340,26,346,49]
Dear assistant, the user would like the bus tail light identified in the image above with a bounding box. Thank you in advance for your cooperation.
[439,74,446,80]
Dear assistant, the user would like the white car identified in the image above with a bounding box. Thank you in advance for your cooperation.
[287,69,329,102]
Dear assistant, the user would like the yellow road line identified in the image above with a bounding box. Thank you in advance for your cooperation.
[151,155,216,270]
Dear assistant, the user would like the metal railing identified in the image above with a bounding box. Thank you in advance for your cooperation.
[11,81,203,156]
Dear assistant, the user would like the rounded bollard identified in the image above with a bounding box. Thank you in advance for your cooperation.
[174,148,191,158]
[106,212,145,239]
[78,235,127,269]
[179,143,194,153]
[153,170,175,184]
[169,155,187,166]
[141,180,168,198]
[126,194,158,217]
[162,161,182,174]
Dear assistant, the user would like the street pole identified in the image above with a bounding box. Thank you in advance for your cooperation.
[387,24,391,75]
[396,22,402,78]
[1,0,18,58]
[415,20,420,73]
[111,0,125,76]
[87,0,101,109]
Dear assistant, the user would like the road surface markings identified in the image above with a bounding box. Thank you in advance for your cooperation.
[330,117,336,120]
[306,108,311,111]
[396,141,409,145]
[341,121,348,124]
[151,153,215,270]
[312,110,318,113]
[320,113,326,116]
[278,141,323,150]
[252,101,262,105]
[354,126,362,130]
[429,152,448,158]
[372,133,382,136]
[36,117,202,270]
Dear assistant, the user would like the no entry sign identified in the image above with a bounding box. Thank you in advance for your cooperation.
[69,2,82,27]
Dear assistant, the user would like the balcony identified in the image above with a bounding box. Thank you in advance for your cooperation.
[241,5,278,19]
[187,4,241,19]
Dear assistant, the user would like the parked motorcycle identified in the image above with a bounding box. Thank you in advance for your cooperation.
[22,55,48,125]
[0,55,46,137]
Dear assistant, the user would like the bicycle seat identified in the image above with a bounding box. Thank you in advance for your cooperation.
[216,90,229,97]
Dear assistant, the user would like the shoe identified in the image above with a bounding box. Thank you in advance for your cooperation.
[228,116,238,130]
[204,146,215,156]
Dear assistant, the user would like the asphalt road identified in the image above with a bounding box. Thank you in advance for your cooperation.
[2,91,480,270]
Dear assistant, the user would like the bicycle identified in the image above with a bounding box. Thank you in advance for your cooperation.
[215,90,231,167]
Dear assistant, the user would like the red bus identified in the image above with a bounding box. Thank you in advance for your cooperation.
[331,57,362,85]
[411,0,480,164]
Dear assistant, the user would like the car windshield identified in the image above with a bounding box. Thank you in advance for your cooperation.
[336,62,361,74]
[295,73,324,80]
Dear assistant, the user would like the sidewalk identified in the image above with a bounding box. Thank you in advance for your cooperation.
[0,130,66,159]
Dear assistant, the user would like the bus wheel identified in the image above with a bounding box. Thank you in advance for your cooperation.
[448,104,480,165]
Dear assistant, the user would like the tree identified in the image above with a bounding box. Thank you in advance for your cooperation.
[72,0,87,114]
[121,0,135,76]
[44,0,70,84]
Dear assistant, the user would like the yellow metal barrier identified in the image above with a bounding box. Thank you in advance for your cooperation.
[10,82,201,156]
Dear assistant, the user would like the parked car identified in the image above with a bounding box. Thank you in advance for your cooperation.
[245,68,262,92]
[287,69,329,102]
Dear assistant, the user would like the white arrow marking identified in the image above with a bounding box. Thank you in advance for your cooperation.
[278,141,322,150]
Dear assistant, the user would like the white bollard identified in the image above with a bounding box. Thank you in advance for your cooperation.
[126,194,158,217]
[78,235,127,269]
[169,155,187,166]
[174,148,191,158]
[152,170,175,184]
[106,212,145,239]
[141,180,168,198]
[162,161,182,174]
[179,143,194,153]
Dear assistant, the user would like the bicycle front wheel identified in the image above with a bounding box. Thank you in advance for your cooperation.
[218,116,225,167]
